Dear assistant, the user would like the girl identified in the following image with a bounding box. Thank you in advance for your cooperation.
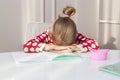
[23,6,99,53]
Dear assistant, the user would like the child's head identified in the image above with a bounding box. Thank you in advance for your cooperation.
[51,6,77,46]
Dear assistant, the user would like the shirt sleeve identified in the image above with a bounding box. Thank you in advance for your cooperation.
[76,33,99,52]
[23,30,49,53]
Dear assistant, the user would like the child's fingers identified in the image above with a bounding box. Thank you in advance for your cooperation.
[50,47,72,53]
[69,45,80,51]
[54,46,70,50]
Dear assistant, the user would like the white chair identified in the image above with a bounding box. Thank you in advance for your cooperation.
[24,22,53,42]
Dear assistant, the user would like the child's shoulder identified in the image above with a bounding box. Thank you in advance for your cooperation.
[76,32,84,36]
[42,29,50,34]
[36,29,50,37]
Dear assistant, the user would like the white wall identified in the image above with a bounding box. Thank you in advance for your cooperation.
[0,0,22,52]
[98,0,120,49]
[76,0,98,40]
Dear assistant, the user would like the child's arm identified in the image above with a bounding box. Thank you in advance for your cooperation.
[23,30,49,53]
[43,44,71,52]
[43,44,80,53]
[76,33,99,52]
[23,32,72,53]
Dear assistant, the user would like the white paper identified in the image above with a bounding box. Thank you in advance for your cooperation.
[12,52,82,64]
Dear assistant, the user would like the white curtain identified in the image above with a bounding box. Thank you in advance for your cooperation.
[98,0,120,49]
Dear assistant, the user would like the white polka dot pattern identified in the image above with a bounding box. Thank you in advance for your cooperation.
[81,38,85,40]
[36,48,39,52]
[27,42,31,46]
[42,34,46,37]
[32,42,37,46]
[30,48,34,52]
[24,47,28,52]
[40,36,43,39]
[35,39,39,42]
[83,43,88,45]
[78,36,82,39]
[88,47,92,50]
[87,40,91,43]
[91,44,96,48]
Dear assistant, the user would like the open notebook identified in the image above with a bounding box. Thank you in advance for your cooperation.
[12,52,82,64]
[100,61,120,77]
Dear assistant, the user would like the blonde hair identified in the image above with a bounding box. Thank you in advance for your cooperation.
[63,6,76,17]
[51,6,77,46]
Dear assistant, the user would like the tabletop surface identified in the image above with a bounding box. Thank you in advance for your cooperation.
[0,50,120,80]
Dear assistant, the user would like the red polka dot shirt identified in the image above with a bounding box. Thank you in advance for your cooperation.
[23,30,99,53]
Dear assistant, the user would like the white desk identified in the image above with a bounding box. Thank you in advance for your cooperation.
[0,50,120,80]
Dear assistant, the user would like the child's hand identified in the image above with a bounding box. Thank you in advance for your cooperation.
[44,44,70,51]
[51,48,72,53]
[51,45,81,53]
[44,44,81,53]
[69,44,81,52]
[43,44,55,51]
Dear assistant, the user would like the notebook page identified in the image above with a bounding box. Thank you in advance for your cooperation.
[100,61,120,76]
[12,52,82,64]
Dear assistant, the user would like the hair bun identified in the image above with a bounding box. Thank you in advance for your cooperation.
[63,6,76,17]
